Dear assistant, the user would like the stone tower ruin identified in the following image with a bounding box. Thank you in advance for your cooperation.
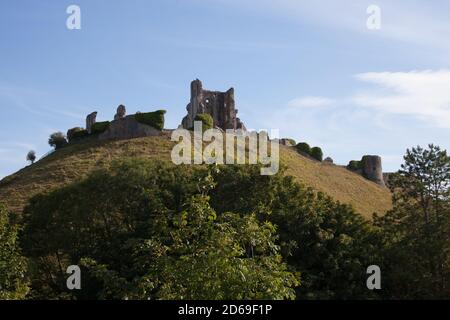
[181,79,246,131]
[361,155,385,187]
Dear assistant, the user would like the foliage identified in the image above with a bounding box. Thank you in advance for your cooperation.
[135,110,166,131]
[21,160,298,300]
[310,147,323,161]
[17,144,448,300]
[0,136,391,218]
[347,160,362,171]
[209,165,379,299]
[67,127,89,142]
[373,144,450,299]
[286,139,296,146]
[194,113,214,132]
[90,121,110,135]
[0,204,29,299]
[295,143,323,162]
[295,142,311,155]
[48,132,68,150]
[26,151,36,164]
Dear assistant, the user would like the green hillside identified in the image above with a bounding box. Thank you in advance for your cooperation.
[0,136,391,218]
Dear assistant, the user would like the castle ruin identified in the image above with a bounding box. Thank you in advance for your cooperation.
[181,79,246,131]
[361,155,385,187]
[74,79,387,187]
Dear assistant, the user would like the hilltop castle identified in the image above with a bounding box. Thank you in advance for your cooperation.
[73,79,386,186]
[181,79,246,131]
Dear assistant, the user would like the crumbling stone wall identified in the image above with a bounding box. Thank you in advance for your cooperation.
[181,79,246,131]
[98,115,162,141]
[361,155,385,187]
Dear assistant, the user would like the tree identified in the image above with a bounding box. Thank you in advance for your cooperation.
[48,132,67,150]
[21,160,298,299]
[0,204,29,299]
[374,144,450,299]
[83,195,298,300]
[295,142,311,155]
[209,165,379,299]
[347,160,362,171]
[194,113,213,132]
[26,150,36,164]
[310,147,323,161]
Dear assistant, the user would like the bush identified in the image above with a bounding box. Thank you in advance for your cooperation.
[48,132,67,150]
[194,113,214,131]
[347,160,362,171]
[287,139,296,146]
[67,127,89,142]
[0,204,29,299]
[135,110,166,131]
[295,142,311,155]
[90,121,110,135]
[311,147,323,161]
[26,150,36,164]
[22,161,298,300]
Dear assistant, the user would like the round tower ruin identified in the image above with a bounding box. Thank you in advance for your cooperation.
[361,155,385,187]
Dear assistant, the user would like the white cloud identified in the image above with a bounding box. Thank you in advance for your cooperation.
[353,70,450,128]
[287,96,334,109]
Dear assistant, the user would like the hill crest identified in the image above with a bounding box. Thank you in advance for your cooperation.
[0,135,392,218]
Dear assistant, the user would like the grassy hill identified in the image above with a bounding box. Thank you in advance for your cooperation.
[0,136,392,218]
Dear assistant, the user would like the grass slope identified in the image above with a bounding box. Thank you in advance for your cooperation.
[0,136,391,218]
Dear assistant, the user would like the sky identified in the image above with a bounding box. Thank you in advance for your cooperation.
[0,0,449,178]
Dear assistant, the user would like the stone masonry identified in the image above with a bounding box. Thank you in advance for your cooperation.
[181,79,246,131]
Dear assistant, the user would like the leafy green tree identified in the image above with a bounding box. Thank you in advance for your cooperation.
[48,132,67,150]
[295,142,311,155]
[374,144,450,299]
[82,195,298,300]
[347,160,362,171]
[0,204,29,299]
[310,147,323,161]
[209,165,379,299]
[194,113,214,132]
[26,150,36,164]
[21,160,298,299]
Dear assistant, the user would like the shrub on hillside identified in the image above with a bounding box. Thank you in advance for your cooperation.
[48,132,67,150]
[287,138,296,146]
[295,142,311,155]
[90,121,110,135]
[194,113,214,132]
[135,110,166,131]
[347,160,362,171]
[67,127,89,142]
[0,204,29,299]
[311,147,323,161]
[26,150,36,164]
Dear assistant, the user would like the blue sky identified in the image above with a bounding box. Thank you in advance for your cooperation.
[1,0,449,178]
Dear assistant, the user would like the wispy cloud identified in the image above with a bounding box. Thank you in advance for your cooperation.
[0,84,85,119]
[246,68,450,171]
[353,70,450,128]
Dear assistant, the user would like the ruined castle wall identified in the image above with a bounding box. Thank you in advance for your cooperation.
[181,79,245,131]
[361,155,385,187]
[98,115,162,141]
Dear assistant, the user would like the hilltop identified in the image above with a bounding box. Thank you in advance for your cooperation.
[0,135,392,218]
